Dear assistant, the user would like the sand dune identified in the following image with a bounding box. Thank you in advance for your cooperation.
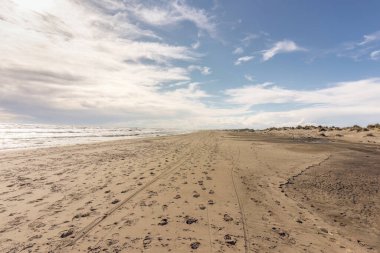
[0,131,379,252]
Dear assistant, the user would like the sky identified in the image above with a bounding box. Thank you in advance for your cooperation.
[0,0,380,129]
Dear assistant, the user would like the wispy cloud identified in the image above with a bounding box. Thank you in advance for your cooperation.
[191,40,201,49]
[226,79,380,106]
[241,33,258,47]
[358,30,380,45]
[0,0,221,126]
[225,78,380,127]
[1,1,379,129]
[0,108,25,121]
[188,65,212,75]
[233,47,244,54]
[127,0,217,37]
[370,50,380,60]
[335,30,380,61]
[244,74,254,82]
[262,40,306,61]
[234,56,254,65]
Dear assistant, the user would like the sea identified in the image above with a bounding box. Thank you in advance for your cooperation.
[0,123,188,151]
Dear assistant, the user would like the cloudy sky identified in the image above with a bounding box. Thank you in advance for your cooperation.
[1,0,380,129]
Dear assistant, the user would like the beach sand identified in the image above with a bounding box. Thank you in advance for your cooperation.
[0,130,379,252]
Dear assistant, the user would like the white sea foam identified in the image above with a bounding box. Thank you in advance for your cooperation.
[0,124,187,151]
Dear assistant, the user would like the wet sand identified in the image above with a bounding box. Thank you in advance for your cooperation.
[0,130,379,252]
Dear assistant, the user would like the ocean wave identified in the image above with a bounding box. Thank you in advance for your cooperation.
[0,124,187,151]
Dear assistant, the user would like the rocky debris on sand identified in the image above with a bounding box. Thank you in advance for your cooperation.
[190,241,200,249]
[208,200,214,205]
[111,199,120,204]
[272,227,289,238]
[60,228,74,238]
[185,216,198,224]
[158,218,168,226]
[224,234,237,245]
[73,212,90,219]
[143,235,152,249]
[223,214,233,222]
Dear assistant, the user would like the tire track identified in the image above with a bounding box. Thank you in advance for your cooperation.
[55,135,201,252]
[228,144,250,253]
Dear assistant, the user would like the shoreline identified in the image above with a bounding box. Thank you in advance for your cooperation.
[0,130,196,154]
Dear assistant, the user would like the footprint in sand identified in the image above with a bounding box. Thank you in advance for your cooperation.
[193,191,200,198]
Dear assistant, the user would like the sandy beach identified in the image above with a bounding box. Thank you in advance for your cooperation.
[0,130,379,253]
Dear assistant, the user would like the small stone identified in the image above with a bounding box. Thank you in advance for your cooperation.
[320,228,328,233]
[199,204,206,210]
[185,216,198,224]
[208,200,214,205]
[111,199,120,204]
[60,229,74,238]
[224,214,233,222]
[224,234,237,245]
[158,218,168,226]
[272,227,289,238]
[143,235,152,249]
[190,241,200,249]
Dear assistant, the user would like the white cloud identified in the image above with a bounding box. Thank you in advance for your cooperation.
[0,0,224,127]
[233,47,244,54]
[1,1,379,129]
[0,108,26,122]
[241,33,258,47]
[234,56,254,65]
[224,78,380,127]
[128,0,216,37]
[370,50,380,60]
[244,74,254,82]
[188,65,212,75]
[336,30,380,61]
[191,40,201,49]
[262,40,306,61]
[358,30,380,45]
[226,79,380,106]
[165,82,210,99]
[229,106,380,129]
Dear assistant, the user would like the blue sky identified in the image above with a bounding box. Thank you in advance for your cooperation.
[0,0,379,128]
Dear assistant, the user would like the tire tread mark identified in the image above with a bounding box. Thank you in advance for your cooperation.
[56,136,199,251]
[230,145,250,253]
